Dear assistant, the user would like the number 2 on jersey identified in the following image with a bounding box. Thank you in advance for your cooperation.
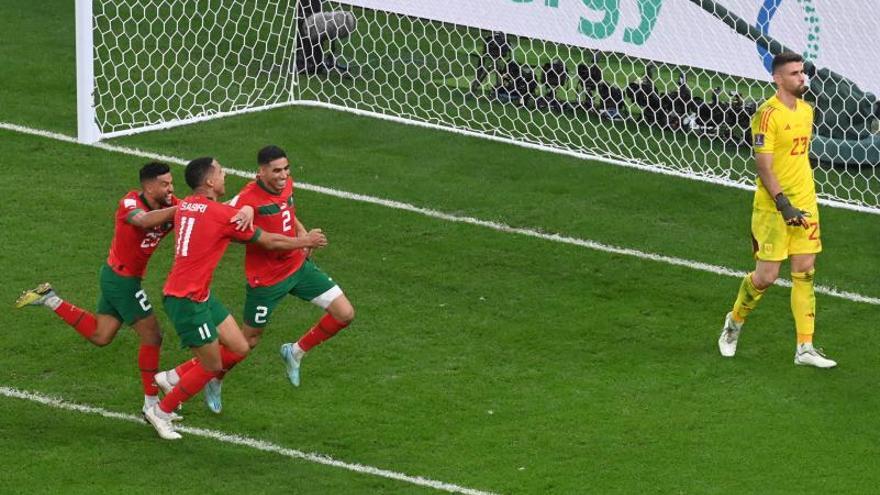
[281,210,292,232]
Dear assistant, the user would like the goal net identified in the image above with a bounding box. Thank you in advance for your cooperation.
[80,0,880,212]
[83,0,299,139]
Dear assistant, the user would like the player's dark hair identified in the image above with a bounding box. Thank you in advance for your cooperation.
[185,156,215,189]
[257,145,287,165]
[139,162,170,183]
[771,52,804,74]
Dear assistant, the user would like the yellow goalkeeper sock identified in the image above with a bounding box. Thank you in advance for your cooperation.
[791,270,816,344]
[732,272,765,323]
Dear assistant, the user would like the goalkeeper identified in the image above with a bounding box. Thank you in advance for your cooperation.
[717,52,836,368]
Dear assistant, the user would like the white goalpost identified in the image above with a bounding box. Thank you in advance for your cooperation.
[79,0,301,142]
[75,0,100,144]
[76,0,880,213]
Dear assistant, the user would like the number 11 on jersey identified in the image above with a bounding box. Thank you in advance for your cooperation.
[176,217,196,256]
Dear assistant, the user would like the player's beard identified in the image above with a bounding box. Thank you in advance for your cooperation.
[795,84,808,97]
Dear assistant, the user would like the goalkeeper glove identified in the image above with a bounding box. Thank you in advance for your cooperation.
[774,193,810,229]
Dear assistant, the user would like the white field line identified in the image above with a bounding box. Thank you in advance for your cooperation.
[0,386,499,495]
[1,121,878,306]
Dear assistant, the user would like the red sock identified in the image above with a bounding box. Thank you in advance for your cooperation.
[216,346,247,380]
[159,362,217,413]
[174,358,198,380]
[138,344,160,396]
[54,301,97,339]
[173,348,246,382]
[297,314,349,352]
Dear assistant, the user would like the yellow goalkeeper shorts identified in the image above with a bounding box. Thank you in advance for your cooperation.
[751,206,822,261]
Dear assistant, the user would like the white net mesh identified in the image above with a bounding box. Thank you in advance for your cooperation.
[295,0,880,211]
[93,0,297,135]
[89,0,880,212]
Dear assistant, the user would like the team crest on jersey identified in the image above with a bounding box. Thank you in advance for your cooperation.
[754,133,765,146]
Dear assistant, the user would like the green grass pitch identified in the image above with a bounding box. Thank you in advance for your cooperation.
[1,2,879,494]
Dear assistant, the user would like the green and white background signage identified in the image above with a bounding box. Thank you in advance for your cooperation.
[335,0,878,94]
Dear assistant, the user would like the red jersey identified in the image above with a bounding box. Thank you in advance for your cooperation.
[162,194,261,302]
[230,178,305,287]
[106,191,178,278]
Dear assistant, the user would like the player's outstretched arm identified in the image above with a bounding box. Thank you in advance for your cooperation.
[128,206,177,229]
[229,205,255,232]
[294,217,308,237]
[294,217,311,257]
[255,228,327,251]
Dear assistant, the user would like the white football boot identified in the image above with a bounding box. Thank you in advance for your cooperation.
[153,371,184,413]
[794,343,837,368]
[144,404,182,440]
[718,312,743,357]
[280,343,304,387]
[153,371,174,395]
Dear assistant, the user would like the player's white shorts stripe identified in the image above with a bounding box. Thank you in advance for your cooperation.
[311,285,343,309]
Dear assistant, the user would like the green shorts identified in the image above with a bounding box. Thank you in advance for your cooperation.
[244,258,341,328]
[163,293,230,348]
[96,263,152,325]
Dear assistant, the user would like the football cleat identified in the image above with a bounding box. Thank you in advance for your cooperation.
[153,371,184,412]
[153,371,174,395]
[143,405,182,440]
[717,312,743,357]
[14,283,55,309]
[280,343,302,387]
[794,344,837,368]
[204,378,222,414]
[142,404,183,422]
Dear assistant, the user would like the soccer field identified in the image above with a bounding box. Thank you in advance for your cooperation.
[2,2,880,494]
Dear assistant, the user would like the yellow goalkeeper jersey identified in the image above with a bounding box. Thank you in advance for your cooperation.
[751,95,817,211]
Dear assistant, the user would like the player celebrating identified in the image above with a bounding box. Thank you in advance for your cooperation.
[15,162,181,415]
[240,146,355,391]
[717,52,835,368]
[144,156,326,440]
[155,145,353,414]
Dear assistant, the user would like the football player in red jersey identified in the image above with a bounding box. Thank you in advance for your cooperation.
[144,156,326,439]
[15,163,181,416]
[187,145,354,413]
[159,145,355,413]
